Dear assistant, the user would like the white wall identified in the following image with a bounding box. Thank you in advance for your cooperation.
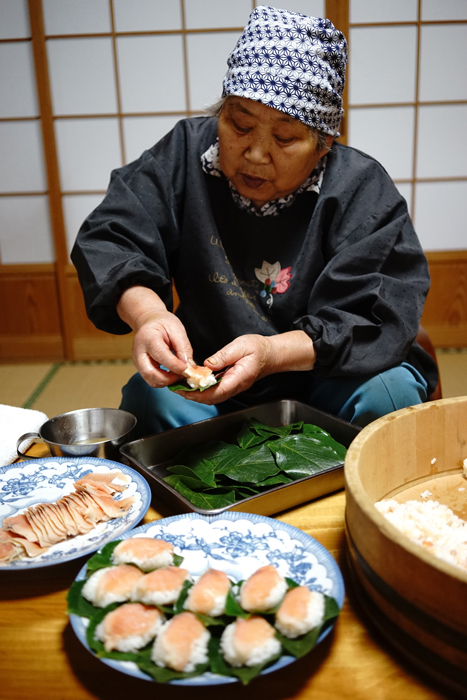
[0,0,465,265]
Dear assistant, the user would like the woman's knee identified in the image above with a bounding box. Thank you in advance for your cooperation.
[339,363,428,427]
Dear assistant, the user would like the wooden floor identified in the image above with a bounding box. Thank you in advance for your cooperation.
[0,350,466,417]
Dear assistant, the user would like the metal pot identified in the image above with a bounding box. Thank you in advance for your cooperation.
[16,407,137,462]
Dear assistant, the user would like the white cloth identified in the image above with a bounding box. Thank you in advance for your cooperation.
[0,404,49,467]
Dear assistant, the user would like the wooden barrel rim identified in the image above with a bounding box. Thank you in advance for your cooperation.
[345,397,467,584]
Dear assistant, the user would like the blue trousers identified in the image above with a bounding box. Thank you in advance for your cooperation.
[119,362,428,438]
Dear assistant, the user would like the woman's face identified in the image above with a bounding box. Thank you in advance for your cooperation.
[217,96,331,208]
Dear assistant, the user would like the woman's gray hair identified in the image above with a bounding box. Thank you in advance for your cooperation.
[205,96,332,152]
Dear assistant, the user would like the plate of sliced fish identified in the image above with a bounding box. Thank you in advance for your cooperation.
[0,457,151,569]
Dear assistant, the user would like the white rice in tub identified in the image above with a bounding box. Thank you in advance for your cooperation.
[375,498,467,571]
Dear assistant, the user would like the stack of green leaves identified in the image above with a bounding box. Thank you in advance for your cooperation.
[163,419,347,510]
[67,541,340,685]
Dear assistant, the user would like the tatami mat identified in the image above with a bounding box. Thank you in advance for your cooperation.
[0,363,55,408]
[0,351,466,421]
[27,361,136,418]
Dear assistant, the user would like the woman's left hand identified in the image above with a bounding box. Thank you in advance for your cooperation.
[176,330,316,405]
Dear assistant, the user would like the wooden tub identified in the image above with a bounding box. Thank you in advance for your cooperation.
[344,396,467,697]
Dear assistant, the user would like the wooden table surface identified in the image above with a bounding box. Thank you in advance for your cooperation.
[0,447,452,700]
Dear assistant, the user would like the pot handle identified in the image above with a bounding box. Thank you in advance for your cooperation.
[16,432,49,460]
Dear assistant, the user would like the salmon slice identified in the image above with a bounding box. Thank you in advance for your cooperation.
[2,513,38,542]
[275,586,325,638]
[24,508,50,547]
[96,602,164,652]
[83,564,145,608]
[182,363,217,390]
[232,616,276,655]
[36,503,68,544]
[75,471,129,493]
[112,537,174,570]
[0,530,24,563]
[60,496,92,533]
[152,611,209,672]
[0,539,21,563]
[184,568,230,616]
[0,528,48,561]
[240,564,287,612]
[97,565,144,597]
[220,615,281,667]
[73,490,111,523]
[277,585,311,619]
[132,566,190,605]
[1,469,135,562]
[75,481,134,518]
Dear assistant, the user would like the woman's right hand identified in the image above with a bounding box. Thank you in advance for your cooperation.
[116,286,192,388]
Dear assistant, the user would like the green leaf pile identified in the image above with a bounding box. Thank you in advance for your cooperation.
[163,419,347,510]
[67,545,340,685]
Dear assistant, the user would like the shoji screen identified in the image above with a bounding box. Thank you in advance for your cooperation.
[0,1,53,264]
[346,0,467,345]
[347,0,467,252]
[0,0,63,360]
[0,0,464,360]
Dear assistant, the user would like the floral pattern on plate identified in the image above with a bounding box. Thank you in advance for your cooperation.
[69,511,344,685]
[0,457,151,569]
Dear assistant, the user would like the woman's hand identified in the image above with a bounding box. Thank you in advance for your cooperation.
[117,286,192,388]
[178,330,316,405]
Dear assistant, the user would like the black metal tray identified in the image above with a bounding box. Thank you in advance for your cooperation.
[120,400,360,517]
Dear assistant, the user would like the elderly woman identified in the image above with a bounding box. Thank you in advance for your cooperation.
[71,6,438,437]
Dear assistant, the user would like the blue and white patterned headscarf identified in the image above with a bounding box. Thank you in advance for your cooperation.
[222,5,347,136]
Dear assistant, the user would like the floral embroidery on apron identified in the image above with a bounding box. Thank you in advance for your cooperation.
[254,260,292,310]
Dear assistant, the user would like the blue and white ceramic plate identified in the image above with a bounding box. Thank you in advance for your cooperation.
[69,511,344,685]
[0,457,151,569]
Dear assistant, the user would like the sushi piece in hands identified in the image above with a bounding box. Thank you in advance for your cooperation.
[220,616,281,668]
[275,586,325,639]
[240,564,288,612]
[81,564,145,608]
[111,537,175,572]
[182,362,217,390]
[95,602,165,652]
[184,568,231,617]
[151,611,210,672]
[131,566,191,606]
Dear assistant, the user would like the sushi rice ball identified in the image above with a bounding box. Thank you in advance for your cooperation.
[220,616,281,667]
[112,537,174,571]
[240,564,287,612]
[81,564,145,608]
[182,363,217,390]
[95,602,165,652]
[131,566,191,606]
[151,611,210,672]
[275,586,325,639]
[184,568,231,617]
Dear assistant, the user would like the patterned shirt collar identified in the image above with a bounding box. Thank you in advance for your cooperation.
[201,139,326,217]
